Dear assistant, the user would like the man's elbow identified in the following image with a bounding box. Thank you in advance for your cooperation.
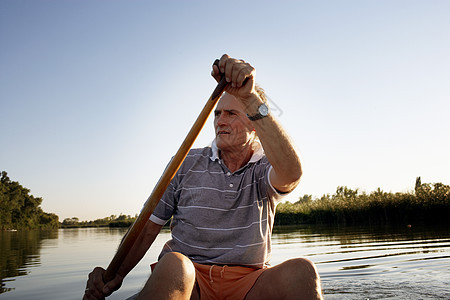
[286,170,302,192]
[273,166,302,193]
[289,162,303,186]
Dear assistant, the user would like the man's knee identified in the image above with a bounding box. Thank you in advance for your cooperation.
[140,252,196,299]
[277,258,322,299]
[156,252,196,280]
[159,252,193,267]
[247,258,322,300]
[282,258,320,280]
[284,257,314,267]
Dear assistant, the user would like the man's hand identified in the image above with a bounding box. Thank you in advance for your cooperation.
[211,54,257,102]
[83,267,123,300]
[212,54,302,193]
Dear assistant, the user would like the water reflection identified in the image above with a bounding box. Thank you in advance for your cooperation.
[272,224,450,299]
[0,225,448,299]
[0,230,58,294]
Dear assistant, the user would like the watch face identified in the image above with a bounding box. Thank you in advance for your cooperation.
[259,104,269,116]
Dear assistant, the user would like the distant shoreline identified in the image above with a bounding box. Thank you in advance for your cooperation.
[275,181,450,226]
[3,170,448,230]
[61,181,450,228]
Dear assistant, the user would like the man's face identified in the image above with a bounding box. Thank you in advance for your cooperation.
[214,93,254,152]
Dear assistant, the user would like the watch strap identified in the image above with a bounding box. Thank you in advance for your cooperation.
[247,103,269,121]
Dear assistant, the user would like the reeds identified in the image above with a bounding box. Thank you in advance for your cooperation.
[275,181,450,226]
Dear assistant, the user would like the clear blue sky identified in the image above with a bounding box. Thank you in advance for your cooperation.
[1,1,449,221]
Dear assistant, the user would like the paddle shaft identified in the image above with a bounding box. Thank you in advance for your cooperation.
[103,64,227,283]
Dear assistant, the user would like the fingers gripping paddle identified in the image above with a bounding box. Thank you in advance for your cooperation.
[103,60,227,283]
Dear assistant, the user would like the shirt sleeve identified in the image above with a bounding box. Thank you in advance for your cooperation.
[266,165,290,203]
[149,160,179,225]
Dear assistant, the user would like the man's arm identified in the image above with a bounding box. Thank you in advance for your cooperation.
[247,100,302,193]
[213,54,302,193]
[83,220,163,300]
[116,220,163,278]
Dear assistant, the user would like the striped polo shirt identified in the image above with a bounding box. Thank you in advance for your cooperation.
[150,140,286,268]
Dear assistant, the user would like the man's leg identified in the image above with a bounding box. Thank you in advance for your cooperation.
[245,258,323,300]
[137,252,198,300]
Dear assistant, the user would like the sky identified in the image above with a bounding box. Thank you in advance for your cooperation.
[1,1,449,221]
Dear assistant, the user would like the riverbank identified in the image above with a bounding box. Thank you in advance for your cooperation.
[5,168,446,230]
[0,172,59,230]
[275,181,450,226]
[59,181,450,229]
[60,214,136,228]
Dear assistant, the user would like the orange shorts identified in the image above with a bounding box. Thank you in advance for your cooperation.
[150,262,266,300]
[193,263,266,300]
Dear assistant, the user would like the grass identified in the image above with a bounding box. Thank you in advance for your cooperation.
[275,181,450,226]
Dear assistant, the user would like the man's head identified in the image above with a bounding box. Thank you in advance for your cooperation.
[214,93,256,153]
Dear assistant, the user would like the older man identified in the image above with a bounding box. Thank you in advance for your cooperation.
[84,54,323,300]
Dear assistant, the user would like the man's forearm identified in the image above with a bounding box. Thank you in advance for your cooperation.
[117,221,162,277]
[245,94,302,192]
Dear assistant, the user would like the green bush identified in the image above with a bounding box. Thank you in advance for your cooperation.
[275,180,450,226]
[0,171,59,230]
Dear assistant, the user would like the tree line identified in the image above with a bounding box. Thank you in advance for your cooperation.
[61,214,137,228]
[2,170,449,230]
[275,177,450,226]
[0,171,59,230]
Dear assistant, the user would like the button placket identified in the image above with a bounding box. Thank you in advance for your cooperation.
[226,172,233,187]
[225,170,235,199]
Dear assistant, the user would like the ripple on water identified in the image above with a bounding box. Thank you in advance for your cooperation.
[272,225,450,299]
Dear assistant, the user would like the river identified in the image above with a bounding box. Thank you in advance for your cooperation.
[0,224,449,299]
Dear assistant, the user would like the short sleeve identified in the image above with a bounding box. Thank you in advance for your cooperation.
[266,165,290,203]
[150,176,178,225]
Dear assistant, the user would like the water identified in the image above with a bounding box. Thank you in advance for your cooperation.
[271,225,450,299]
[1,225,449,299]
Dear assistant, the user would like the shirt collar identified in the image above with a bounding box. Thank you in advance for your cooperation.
[210,138,264,163]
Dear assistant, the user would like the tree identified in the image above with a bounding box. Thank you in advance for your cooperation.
[295,194,313,205]
[0,171,59,229]
[415,176,422,193]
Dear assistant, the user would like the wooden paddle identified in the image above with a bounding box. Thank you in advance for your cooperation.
[103,60,227,283]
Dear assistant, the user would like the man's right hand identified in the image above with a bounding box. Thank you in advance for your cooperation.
[83,267,123,300]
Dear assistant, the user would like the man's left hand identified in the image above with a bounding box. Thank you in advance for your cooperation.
[211,54,257,102]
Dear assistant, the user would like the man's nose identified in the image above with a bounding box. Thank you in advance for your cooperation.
[216,114,228,126]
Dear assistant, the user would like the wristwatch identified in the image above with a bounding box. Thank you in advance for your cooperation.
[247,103,269,121]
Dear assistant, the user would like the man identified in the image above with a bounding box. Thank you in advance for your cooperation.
[84,54,323,300]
